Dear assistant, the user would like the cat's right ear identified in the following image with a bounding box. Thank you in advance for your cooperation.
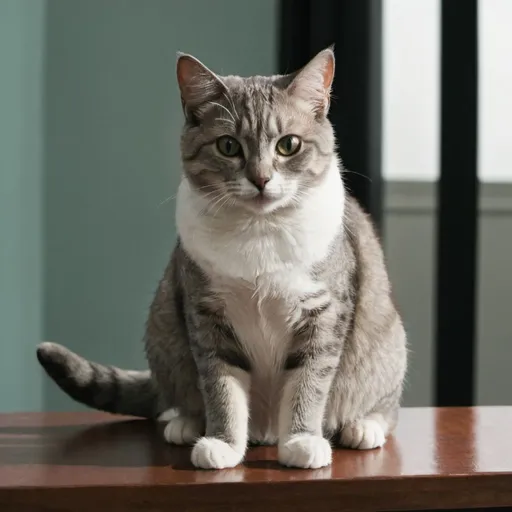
[176,53,226,121]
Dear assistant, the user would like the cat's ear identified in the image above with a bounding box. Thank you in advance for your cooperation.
[176,53,226,120]
[287,46,335,117]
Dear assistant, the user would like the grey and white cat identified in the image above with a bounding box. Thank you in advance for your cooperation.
[37,47,407,470]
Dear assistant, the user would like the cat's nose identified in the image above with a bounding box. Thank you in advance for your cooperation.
[249,176,271,192]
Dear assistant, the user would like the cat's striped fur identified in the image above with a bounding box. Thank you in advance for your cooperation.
[37,48,407,469]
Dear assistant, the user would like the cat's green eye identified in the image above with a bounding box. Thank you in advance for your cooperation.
[216,136,242,157]
[276,135,301,156]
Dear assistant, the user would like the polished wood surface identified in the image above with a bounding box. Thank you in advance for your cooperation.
[0,407,511,511]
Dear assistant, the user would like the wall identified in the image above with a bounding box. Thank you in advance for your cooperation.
[0,1,45,411]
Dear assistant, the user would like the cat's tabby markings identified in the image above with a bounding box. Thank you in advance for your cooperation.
[37,47,407,470]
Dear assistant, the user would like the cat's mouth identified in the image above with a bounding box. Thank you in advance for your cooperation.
[239,192,288,214]
[252,193,275,205]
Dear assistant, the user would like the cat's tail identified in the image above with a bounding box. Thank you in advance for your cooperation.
[36,342,159,419]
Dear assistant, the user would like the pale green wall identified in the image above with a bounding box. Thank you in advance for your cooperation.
[0,0,45,411]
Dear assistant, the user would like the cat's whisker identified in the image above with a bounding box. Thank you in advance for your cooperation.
[201,191,225,204]
[159,186,223,207]
[223,92,240,121]
[210,193,233,218]
[195,189,225,216]
[343,169,372,183]
[209,101,236,123]
[224,182,241,194]
[195,183,219,191]
[197,185,220,195]
[215,117,236,128]
[159,195,176,206]
[204,191,230,217]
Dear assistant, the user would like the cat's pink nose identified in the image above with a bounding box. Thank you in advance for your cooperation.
[249,176,270,192]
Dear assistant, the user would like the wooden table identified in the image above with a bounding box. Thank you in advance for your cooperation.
[0,407,511,511]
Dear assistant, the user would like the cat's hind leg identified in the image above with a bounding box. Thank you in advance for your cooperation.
[337,411,394,450]
[160,409,205,446]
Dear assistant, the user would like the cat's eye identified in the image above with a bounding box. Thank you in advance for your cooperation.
[276,135,301,156]
[216,136,242,157]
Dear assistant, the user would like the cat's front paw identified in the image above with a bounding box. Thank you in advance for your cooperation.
[340,418,386,450]
[278,434,332,469]
[163,414,204,445]
[191,437,244,469]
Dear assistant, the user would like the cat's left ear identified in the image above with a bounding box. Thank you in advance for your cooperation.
[176,53,227,120]
[287,46,335,117]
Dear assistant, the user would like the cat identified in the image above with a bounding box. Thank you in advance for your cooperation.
[37,47,407,470]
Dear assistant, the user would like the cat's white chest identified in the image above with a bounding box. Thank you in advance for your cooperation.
[218,280,292,371]
[213,275,299,443]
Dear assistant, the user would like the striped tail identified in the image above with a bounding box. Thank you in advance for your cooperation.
[37,342,158,418]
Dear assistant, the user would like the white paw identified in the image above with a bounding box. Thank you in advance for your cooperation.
[158,408,179,422]
[340,419,386,449]
[278,435,332,469]
[191,437,244,469]
[163,415,203,445]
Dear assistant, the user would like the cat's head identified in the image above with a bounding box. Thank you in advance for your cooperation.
[177,48,336,215]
